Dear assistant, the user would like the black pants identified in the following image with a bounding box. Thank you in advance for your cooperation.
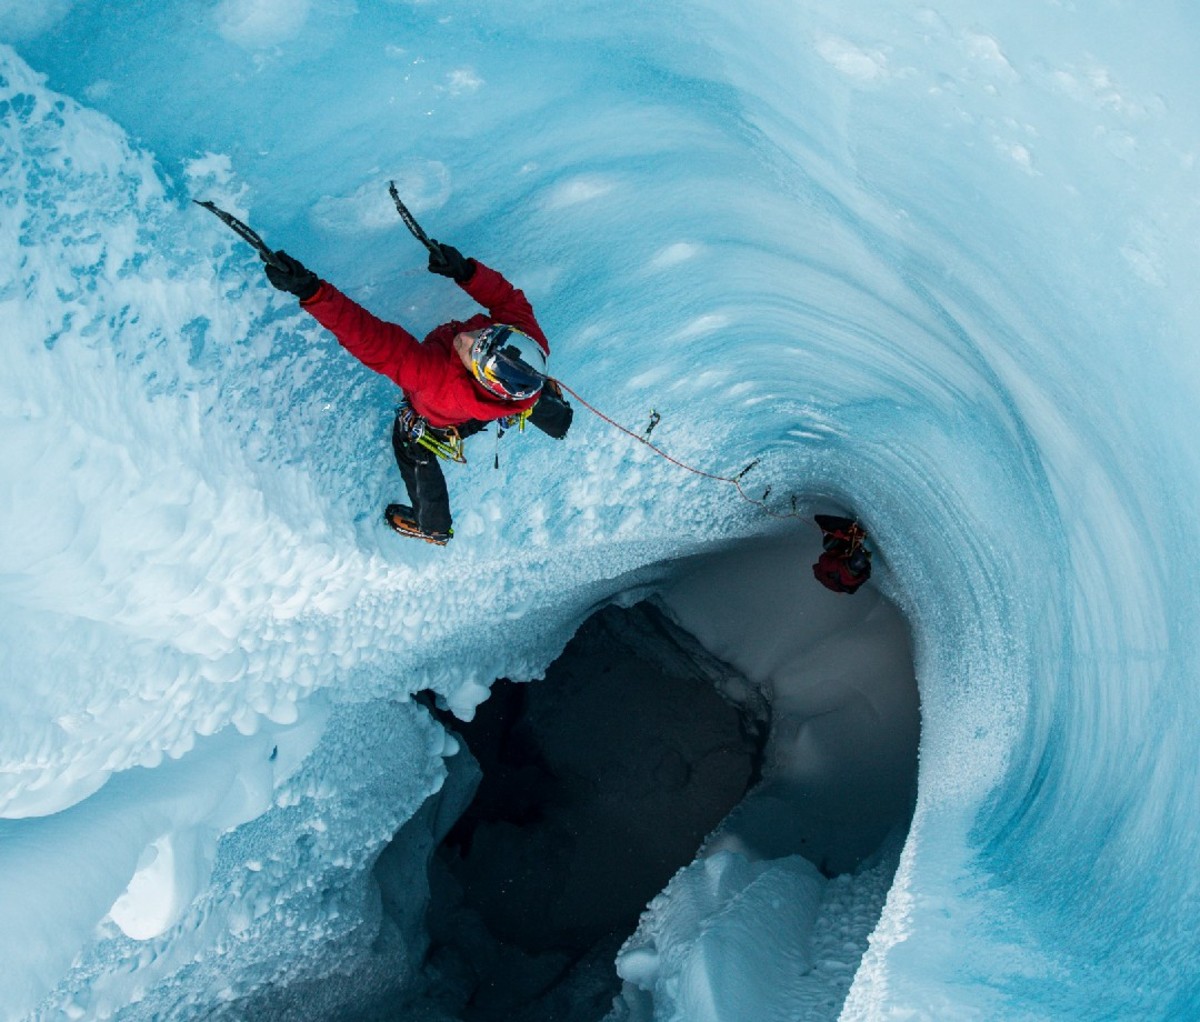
[391,414,484,536]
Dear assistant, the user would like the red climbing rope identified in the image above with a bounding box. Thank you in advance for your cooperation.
[549,377,804,521]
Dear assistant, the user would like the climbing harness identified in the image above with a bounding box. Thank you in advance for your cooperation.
[496,408,533,436]
[395,403,467,464]
[490,407,535,469]
[549,378,803,522]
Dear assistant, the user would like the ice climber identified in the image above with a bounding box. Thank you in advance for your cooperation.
[812,514,872,594]
[261,241,571,545]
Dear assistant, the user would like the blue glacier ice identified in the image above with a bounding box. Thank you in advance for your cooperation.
[2,1,1199,1019]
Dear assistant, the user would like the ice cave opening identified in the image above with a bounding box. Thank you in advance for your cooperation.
[379,532,921,1022]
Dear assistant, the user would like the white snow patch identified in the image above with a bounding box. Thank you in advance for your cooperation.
[816,35,888,83]
[993,137,1036,174]
[83,80,114,102]
[542,175,617,209]
[445,67,484,94]
[615,851,825,1022]
[214,0,311,49]
[649,242,702,270]
[108,835,186,940]
[1051,61,1159,120]
[963,31,1017,80]
[1120,221,1167,287]
[667,313,731,342]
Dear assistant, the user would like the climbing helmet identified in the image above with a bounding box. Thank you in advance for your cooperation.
[469,325,547,401]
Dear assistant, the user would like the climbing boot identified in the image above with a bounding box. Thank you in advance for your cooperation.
[384,504,452,546]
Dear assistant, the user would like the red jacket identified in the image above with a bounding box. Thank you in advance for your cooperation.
[300,262,549,429]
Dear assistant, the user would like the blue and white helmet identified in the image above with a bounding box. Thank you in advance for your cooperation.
[469,325,548,401]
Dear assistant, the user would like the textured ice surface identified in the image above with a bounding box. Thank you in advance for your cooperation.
[615,851,825,1022]
[3,0,1200,1018]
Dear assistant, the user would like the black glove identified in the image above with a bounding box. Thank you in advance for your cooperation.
[264,250,320,301]
[427,241,476,283]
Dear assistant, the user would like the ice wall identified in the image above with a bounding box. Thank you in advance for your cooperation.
[3,0,1200,1019]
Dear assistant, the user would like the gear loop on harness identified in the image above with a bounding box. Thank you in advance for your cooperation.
[496,408,533,437]
[395,401,466,464]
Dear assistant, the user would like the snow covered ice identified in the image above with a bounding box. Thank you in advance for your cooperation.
[2,1,1200,1019]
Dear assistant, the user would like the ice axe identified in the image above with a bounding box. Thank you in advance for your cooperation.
[192,199,287,270]
[388,181,439,255]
